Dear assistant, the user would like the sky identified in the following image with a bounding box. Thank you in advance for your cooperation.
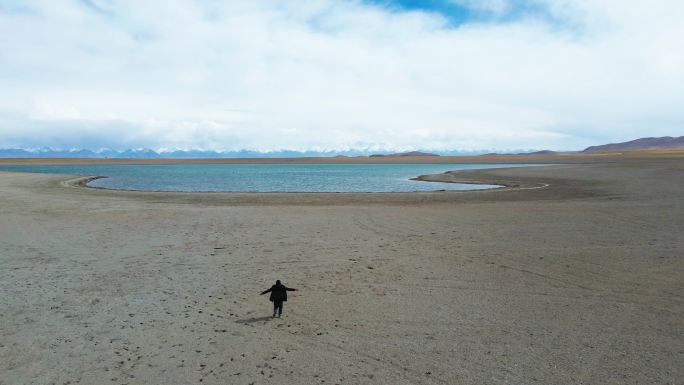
[0,0,682,152]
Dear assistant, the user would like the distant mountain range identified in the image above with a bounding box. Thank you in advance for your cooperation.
[1,137,681,158]
[0,148,501,158]
[582,136,684,153]
[514,136,684,155]
[0,148,367,159]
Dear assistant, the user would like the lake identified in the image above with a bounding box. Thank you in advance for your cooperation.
[0,163,538,192]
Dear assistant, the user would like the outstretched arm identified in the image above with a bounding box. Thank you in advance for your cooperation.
[286,287,297,291]
[260,288,272,295]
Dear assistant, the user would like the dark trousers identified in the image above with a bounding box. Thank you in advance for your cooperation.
[273,300,283,316]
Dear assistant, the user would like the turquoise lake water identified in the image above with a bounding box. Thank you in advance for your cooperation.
[0,163,539,192]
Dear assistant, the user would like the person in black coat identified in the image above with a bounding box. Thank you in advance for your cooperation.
[260,280,297,317]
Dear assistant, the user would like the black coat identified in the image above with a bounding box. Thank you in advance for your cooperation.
[261,284,296,302]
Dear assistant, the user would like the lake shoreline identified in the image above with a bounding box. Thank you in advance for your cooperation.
[2,163,520,193]
[1,163,590,206]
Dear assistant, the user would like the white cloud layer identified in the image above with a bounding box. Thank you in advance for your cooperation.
[0,0,682,151]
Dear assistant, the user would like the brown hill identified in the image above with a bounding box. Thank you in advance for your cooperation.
[370,151,439,157]
[583,136,684,153]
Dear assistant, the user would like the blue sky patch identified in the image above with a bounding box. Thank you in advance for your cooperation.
[364,0,560,27]
[365,0,473,25]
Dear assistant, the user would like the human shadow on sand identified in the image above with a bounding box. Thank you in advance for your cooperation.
[235,316,274,324]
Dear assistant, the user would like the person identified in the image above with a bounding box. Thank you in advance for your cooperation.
[260,280,297,317]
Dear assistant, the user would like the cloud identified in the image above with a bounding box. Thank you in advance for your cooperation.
[0,0,682,151]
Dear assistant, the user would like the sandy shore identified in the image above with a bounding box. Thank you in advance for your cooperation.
[1,160,683,384]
